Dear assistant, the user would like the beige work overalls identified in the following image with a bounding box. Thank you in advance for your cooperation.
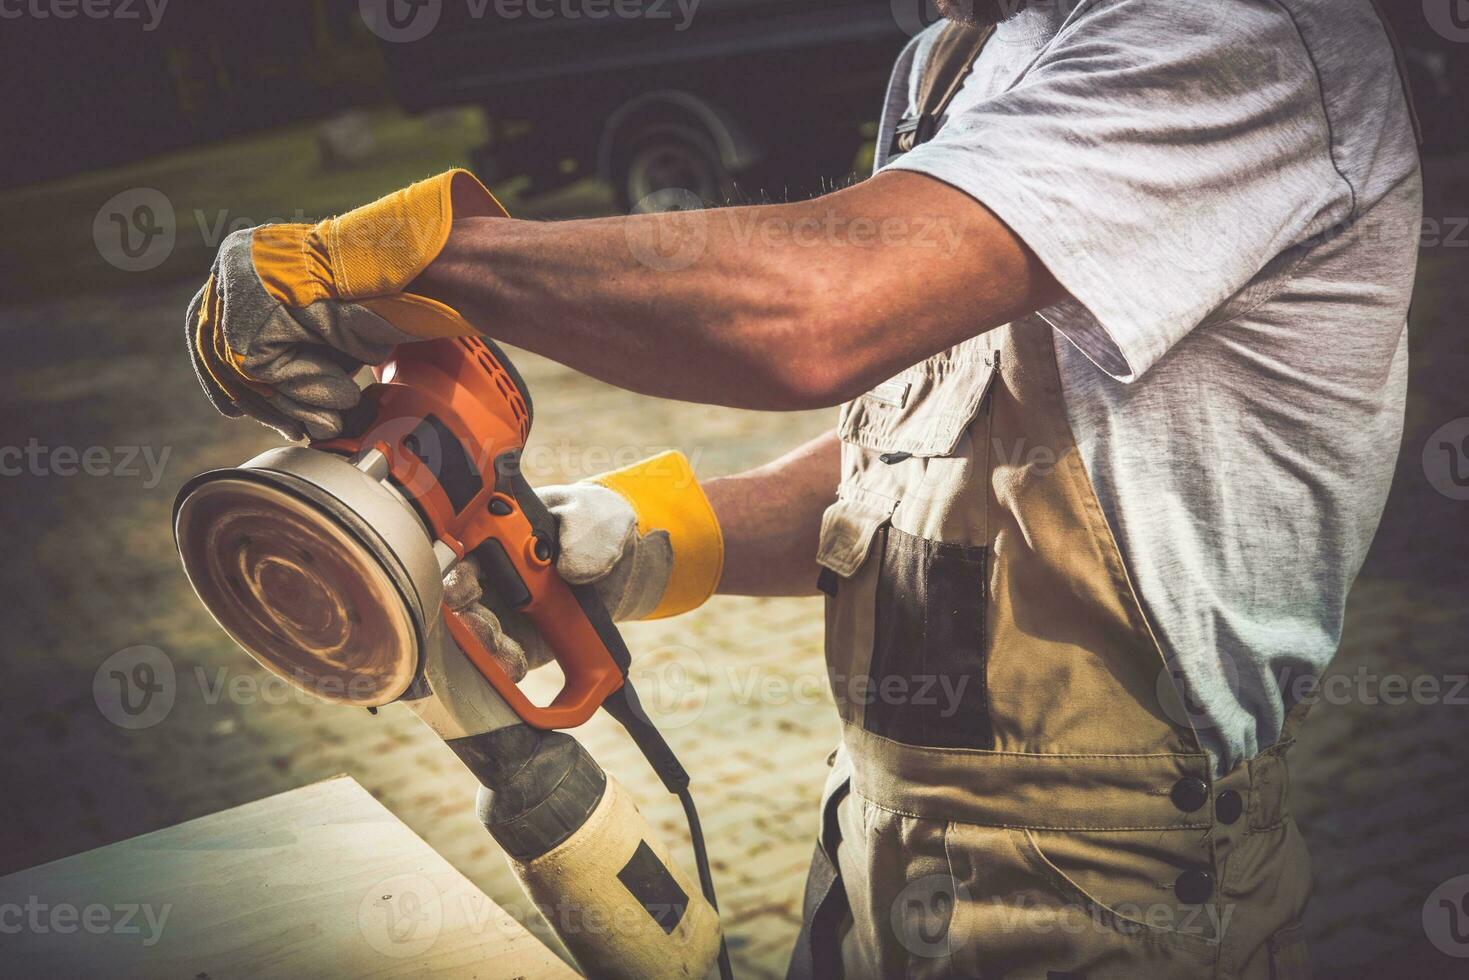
[784,25,1344,978]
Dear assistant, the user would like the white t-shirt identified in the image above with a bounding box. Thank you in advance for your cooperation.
[876,0,1422,772]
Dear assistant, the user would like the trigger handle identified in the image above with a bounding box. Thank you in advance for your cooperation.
[496,452,635,675]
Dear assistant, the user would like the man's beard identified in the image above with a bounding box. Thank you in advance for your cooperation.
[934,0,1033,28]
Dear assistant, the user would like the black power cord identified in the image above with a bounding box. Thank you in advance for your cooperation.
[603,684,735,980]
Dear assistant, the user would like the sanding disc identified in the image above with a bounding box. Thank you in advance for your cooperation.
[175,477,418,706]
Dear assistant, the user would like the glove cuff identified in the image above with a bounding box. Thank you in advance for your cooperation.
[322,169,507,301]
[250,170,506,338]
[592,451,723,619]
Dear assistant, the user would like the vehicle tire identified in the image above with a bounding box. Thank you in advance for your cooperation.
[611,122,731,213]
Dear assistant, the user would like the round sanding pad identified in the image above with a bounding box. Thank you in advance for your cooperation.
[175,477,419,706]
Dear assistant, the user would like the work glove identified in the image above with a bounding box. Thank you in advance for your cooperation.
[185,170,505,440]
[442,452,724,682]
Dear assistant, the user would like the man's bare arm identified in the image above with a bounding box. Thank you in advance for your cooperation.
[414,171,1062,410]
[704,430,839,598]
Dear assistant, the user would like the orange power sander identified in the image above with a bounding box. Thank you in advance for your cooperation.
[174,337,730,979]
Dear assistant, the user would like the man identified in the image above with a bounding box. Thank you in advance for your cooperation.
[186,0,1421,975]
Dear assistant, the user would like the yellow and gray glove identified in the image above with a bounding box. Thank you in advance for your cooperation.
[185,170,504,440]
[443,452,723,681]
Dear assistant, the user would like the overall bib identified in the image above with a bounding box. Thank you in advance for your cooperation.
[783,23,1351,976]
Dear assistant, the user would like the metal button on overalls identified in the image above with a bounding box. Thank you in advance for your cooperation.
[1170,776,1210,813]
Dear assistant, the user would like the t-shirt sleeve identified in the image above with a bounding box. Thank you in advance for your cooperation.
[883,0,1353,381]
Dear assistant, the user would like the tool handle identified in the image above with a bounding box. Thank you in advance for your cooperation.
[443,580,625,731]
[504,467,635,678]
[434,456,630,730]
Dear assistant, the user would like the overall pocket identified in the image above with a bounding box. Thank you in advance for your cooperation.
[839,344,996,459]
[820,344,998,750]
[865,525,991,749]
[943,821,1221,978]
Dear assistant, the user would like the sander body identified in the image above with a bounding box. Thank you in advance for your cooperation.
[174,337,725,979]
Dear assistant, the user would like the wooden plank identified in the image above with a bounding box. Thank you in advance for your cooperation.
[0,775,579,979]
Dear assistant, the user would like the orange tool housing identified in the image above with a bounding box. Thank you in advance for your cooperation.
[317,337,628,729]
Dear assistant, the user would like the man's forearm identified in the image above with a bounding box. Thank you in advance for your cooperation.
[705,430,839,597]
[411,172,1061,411]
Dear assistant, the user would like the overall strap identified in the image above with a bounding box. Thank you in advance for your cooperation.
[892,23,995,155]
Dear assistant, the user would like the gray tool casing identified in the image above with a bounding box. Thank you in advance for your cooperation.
[449,724,608,860]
